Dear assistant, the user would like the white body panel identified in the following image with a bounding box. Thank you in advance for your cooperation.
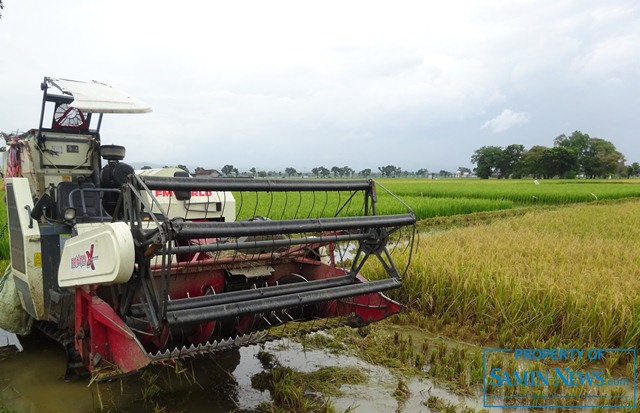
[5,132,99,197]
[58,222,135,287]
[5,178,45,319]
[136,168,236,222]
[48,77,152,113]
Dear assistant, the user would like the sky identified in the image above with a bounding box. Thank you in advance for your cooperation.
[1,1,638,173]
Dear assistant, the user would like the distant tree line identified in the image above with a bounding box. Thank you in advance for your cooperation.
[471,131,638,179]
[149,164,471,179]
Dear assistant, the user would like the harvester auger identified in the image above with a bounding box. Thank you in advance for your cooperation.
[0,77,416,379]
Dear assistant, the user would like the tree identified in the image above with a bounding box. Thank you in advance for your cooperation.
[328,166,353,178]
[581,138,624,178]
[221,164,235,176]
[554,131,623,178]
[285,167,297,177]
[471,146,503,179]
[0,1,4,19]
[472,130,627,179]
[378,165,400,177]
[416,168,429,177]
[519,146,547,178]
[257,170,268,178]
[471,145,524,179]
[539,147,577,179]
[177,164,190,173]
[342,166,354,178]
[555,131,589,157]
[627,162,640,178]
[141,165,152,170]
[249,167,256,177]
[497,144,525,178]
[519,145,578,179]
[358,168,372,177]
[194,166,205,174]
[456,167,471,177]
[312,166,330,178]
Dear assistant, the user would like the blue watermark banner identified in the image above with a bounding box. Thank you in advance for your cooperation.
[482,348,636,409]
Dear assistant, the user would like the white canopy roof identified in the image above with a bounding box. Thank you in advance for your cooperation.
[47,77,152,114]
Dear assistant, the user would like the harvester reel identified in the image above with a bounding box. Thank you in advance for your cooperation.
[236,216,287,255]
[360,227,390,255]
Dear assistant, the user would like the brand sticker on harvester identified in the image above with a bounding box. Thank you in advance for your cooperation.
[70,243,98,270]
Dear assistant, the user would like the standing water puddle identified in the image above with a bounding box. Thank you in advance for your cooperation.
[0,328,488,412]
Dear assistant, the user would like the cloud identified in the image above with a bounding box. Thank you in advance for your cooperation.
[482,109,531,133]
[1,1,639,171]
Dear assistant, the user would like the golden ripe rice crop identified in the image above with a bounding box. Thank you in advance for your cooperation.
[400,199,640,349]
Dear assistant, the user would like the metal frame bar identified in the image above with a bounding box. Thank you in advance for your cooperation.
[130,274,358,315]
[165,278,402,325]
[140,176,376,193]
[173,214,415,239]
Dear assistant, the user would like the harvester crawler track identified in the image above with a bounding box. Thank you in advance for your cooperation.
[35,321,88,380]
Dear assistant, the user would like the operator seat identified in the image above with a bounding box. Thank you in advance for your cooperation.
[57,181,111,222]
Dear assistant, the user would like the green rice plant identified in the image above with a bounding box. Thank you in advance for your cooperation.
[625,361,637,382]
[376,195,515,219]
[303,366,367,396]
[256,350,279,369]
[392,377,410,401]
[323,326,430,375]
[300,332,347,354]
[423,394,443,410]
[139,369,163,402]
[251,366,312,411]
[233,189,370,221]
[378,178,640,206]
[251,364,363,413]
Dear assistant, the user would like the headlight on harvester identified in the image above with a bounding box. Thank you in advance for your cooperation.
[64,207,77,222]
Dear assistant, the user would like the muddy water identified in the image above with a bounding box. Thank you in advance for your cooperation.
[0,328,487,413]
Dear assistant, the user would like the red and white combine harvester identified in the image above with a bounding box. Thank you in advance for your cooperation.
[0,77,415,378]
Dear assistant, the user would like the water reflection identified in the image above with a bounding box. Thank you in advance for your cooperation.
[0,329,488,413]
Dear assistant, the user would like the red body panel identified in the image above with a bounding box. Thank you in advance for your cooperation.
[75,288,150,373]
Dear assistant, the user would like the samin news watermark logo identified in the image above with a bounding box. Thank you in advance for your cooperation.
[483,347,636,409]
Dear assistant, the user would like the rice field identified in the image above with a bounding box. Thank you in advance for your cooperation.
[1,179,640,410]
[378,178,640,205]
[233,178,640,221]
[392,199,640,350]
[2,178,640,349]
[228,177,640,350]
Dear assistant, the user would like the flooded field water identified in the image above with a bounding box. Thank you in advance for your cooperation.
[0,328,487,413]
